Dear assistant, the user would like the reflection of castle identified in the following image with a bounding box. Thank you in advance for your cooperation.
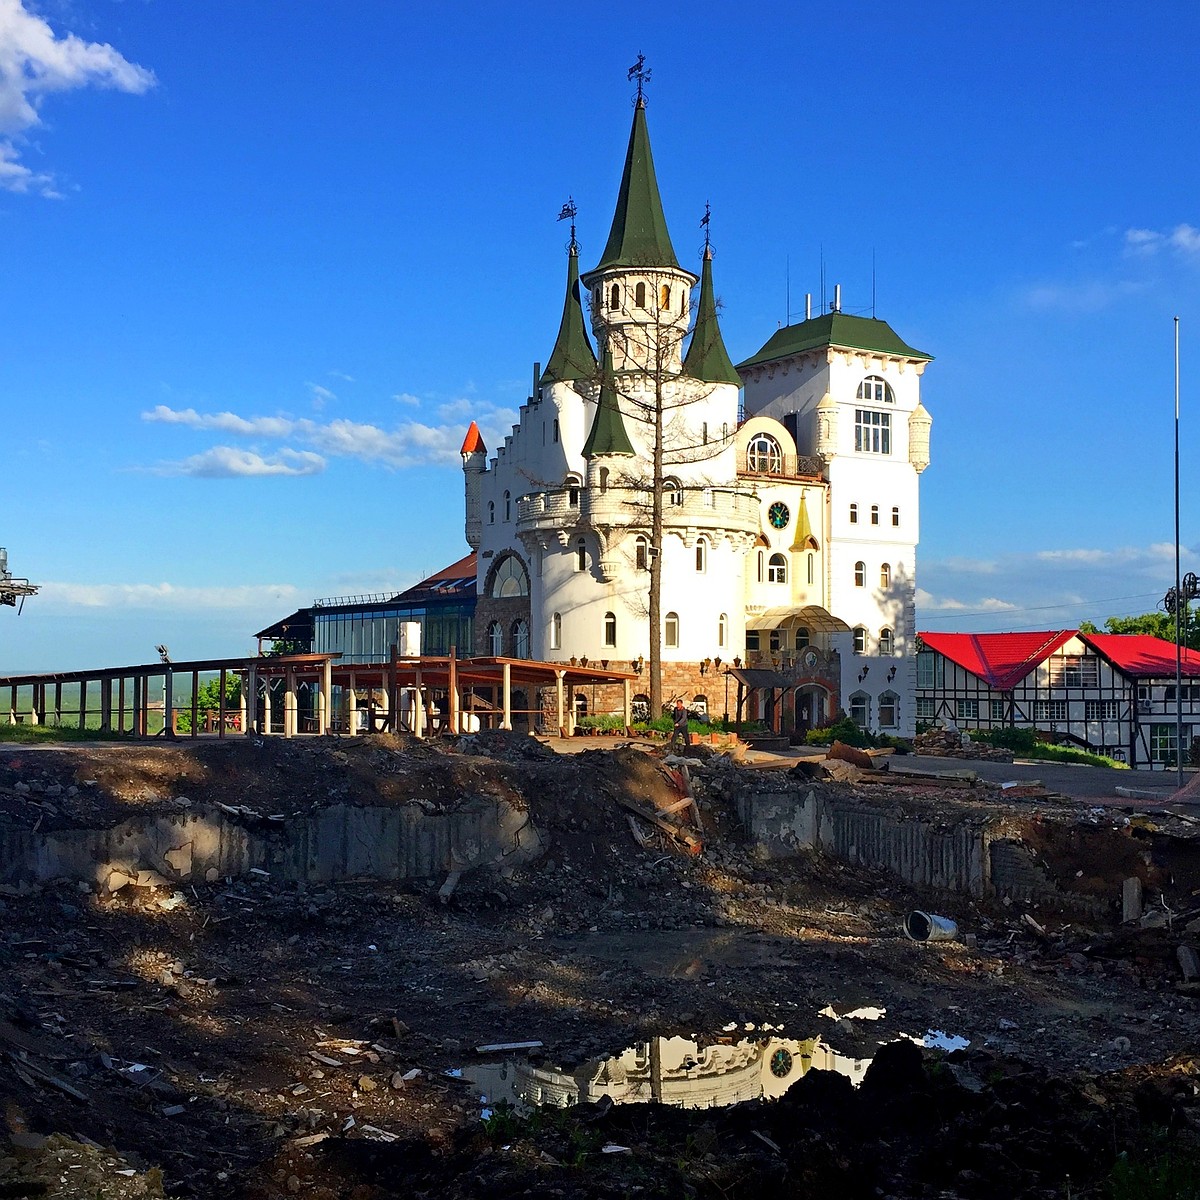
[466,1034,871,1115]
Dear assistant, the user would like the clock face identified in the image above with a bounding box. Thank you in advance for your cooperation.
[770,1048,793,1078]
[767,501,790,530]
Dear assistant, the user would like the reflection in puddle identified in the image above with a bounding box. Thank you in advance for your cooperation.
[464,1034,872,1115]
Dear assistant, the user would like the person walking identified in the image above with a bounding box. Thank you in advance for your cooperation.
[669,700,689,751]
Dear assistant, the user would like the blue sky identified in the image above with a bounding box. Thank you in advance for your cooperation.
[2,0,1198,672]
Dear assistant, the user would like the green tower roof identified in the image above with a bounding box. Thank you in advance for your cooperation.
[737,312,933,371]
[588,100,681,275]
[540,246,597,387]
[683,248,740,386]
[582,349,635,457]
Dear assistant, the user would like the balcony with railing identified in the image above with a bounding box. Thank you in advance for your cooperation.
[517,483,761,537]
[736,451,825,480]
[515,489,583,535]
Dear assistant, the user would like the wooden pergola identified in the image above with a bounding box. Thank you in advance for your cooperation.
[0,650,637,740]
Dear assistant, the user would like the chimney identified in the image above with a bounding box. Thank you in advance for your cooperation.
[805,293,812,320]
[833,284,842,313]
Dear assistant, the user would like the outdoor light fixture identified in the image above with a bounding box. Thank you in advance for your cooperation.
[859,666,869,682]
[887,666,897,682]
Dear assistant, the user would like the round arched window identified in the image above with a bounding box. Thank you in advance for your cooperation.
[747,434,783,474]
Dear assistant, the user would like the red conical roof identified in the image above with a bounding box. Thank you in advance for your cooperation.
[460,421,486,455]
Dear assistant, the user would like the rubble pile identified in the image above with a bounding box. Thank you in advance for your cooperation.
[1,734,1199,1197]
[914,727,1013,761]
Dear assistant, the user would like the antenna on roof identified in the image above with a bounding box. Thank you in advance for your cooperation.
[872,247,877,317]
[785,254,790,326]
[819,246,825,315]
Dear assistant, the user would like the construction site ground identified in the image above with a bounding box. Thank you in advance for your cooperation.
[2,731,1200,1199]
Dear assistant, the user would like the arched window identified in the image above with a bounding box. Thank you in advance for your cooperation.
[849,503,858,524]
[550,612,562,651]
[854,561,866,587]
[610,284,620,310]
[757,551,764,583]
[849,691,870,727]
[747,433,783,474]
[853,626,867,655]
[504,490,511,521]
[488,621,503,656]
[681,288,687,314]
[599,466,609,493]
[665,612,680,648]
[807,553,814,585]
[692,695,708,716]
[879,627,895,656]
[662,479,683,506]
[870,504,879,525]
[857,375,895,404]
[593,287,600,310]
[575,537,587,573]
[603,611,616,647]
[880,562,891,589]
[768,553,787,584]
[635,281,646,308]
[487,500,495,525]
[879,691,899,728]
[512,619,530,659]
[892,506,900,527]
[660,284,670,309]
[718,613,727,647]
[635,535,649,571]
[695,538,707,573]
[795,626,810,649]
[490,554,529,598]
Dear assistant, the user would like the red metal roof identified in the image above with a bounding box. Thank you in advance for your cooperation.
[1079,633,1200,678]
[918,631,1075,690]
[460,421,486,455]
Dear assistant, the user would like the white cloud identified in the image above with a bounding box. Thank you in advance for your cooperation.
[1035,543,1176,567]
[916,589,1017,614]
[39,581,302,611]
[151,446,326,478]
[1123,223,1200,259]
[142,401,518,471]
[392,392,422,407]
[308,382,336,407]
[0,0,155,196]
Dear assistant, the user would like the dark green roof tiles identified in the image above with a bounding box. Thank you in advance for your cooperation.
[683,249,740,386]
[737,312,933,370]
[540,247,597,386]
[590,101,681,274]
[582,349,635,457]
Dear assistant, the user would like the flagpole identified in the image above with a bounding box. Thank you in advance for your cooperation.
[1175,316,1183,787]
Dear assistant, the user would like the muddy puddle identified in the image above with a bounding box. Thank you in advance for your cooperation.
[459,1013,970,1118]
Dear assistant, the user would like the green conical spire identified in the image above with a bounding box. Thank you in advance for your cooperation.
[591,100,681,273]
[540,245,597,387]
[582,348,635,457]
[683,247,740,386]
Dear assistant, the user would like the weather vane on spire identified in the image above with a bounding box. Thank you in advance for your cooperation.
[701,201,712,253]
[557,196,578,252]
[627,53,651,104]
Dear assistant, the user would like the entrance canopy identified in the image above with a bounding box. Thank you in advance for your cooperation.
[745,605,850,634]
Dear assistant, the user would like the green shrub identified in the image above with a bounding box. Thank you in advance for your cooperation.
[806,716,874,748]
[576,714,626,732]
[964,726,1040,754]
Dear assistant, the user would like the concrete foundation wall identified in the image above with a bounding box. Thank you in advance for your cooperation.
[0,798,544,892]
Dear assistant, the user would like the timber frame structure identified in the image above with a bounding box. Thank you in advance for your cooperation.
[0,651,637,740]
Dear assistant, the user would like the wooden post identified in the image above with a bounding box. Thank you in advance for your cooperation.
[261,678,272,735]
[164,670,174,737]
[190,669,199,738]
[54,682,62,725]
[78,679,87,732]
[555,670,565,736]
[501,661,512,731]
[118,677,126,734]
[623,678,632,733]
[239,671,248,735]
[320,659,332,736]
[218,668,228,739]
[414,666,424,738]
[388,644,399,732]
[8,683,15,725]
[448,647,459,735]
[99,679,111,732]
[285,667,297,738]
[347,672,357,737]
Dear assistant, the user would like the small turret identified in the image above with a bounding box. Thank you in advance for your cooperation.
[540,240,596,389]
[815,392,838,460]
[683,245,740,386]
[908,402,932,473]
[461,422,488,550]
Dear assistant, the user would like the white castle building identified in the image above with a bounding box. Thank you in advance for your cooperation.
[461,96,933,737]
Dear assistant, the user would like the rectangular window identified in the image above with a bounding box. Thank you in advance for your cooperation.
[879,694,898,727]
[1085,699,1121,720]
[854,410,891,454]
[746,631,760,652]
[991,699,1005,720]
[1033,699,1068,721]
[956,699,979,721]
[915,697,935,719]
[916,651,944,689]
[1150,723,1190,765]
[1047,655,1098,688]
[769,629,787,653]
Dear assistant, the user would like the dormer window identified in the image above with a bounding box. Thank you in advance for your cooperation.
[858,375,895,404]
